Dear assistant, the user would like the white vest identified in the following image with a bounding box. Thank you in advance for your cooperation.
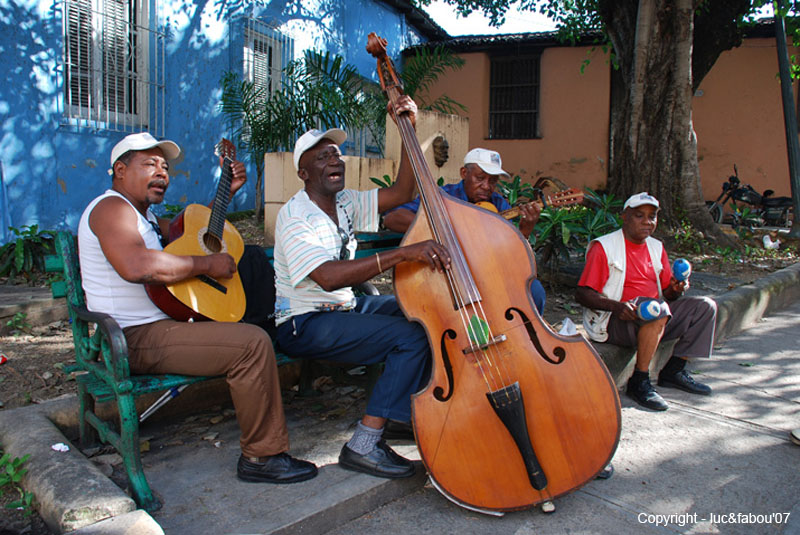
[78,190,169,328]
[582,229,664,342]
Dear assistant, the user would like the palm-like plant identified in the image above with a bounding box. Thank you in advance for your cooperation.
[220,46,466,217]
[400,45,467,116]
[220,50,377,217]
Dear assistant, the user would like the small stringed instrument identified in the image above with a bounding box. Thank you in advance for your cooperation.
[145,139,246,322]
[476,188,584,220]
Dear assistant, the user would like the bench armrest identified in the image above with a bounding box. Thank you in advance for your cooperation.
[70,303,133,385]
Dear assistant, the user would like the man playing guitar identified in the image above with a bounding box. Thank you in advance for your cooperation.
[77,132,317,484]
[383,148,547,313]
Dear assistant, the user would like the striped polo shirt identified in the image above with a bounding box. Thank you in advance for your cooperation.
[274,188,379,325]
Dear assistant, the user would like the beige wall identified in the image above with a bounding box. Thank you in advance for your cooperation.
[694,37,798,199]
[425,37,799,201]
[262,152,395,245]
[385,109,470,184]
[424,46,611,191]
[262,110,467,245]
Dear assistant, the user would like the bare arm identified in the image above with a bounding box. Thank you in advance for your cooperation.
[90,197,236,284]
[308,240,450,292]
[382,208,416,233]
[575,285,637,322]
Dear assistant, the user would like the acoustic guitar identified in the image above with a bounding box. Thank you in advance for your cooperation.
[476,187,584,220]
[145,139,246,322]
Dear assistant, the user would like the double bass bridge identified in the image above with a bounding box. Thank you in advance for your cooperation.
[462,333,507,355]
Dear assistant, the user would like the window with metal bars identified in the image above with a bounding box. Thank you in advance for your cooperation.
[62,0,164,134]
[489,53,541,139]
[243,22,292,97]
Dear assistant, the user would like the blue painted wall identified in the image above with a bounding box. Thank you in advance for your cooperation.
[0,0,427,243]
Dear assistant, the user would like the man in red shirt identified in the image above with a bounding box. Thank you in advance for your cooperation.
[576,193,716,411]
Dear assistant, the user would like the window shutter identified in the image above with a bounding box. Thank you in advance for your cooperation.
[65,0,92,109]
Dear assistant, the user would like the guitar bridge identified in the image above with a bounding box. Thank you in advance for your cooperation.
[197,274,227,294]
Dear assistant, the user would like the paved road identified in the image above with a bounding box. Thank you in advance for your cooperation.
[326,301,800,535]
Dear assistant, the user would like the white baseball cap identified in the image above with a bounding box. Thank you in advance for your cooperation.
[463,148,510,178]
[293,128,347,171]
[623,192,660,210]
[110,132,181,167]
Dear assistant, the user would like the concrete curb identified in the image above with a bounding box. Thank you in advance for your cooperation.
[592,262,800,387]
[1,262,799,534]
[0,398,136,533]
[713,261,800,342]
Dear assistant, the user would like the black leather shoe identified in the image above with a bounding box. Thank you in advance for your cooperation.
[338,440,416,479]
[626,376,668,411]
[595,463,614,480]
[382,419,415,441]
[658,370,712,395]
[237,453,318,484]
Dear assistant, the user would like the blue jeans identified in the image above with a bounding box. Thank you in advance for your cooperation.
[276,295,430,422]
[530,279,546,315]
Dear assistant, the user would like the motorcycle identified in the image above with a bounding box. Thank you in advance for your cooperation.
[706,165,793,228]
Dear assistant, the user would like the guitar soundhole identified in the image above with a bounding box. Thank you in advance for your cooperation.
[203,232,222,253]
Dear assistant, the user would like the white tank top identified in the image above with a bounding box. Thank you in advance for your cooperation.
[77,190,170,328]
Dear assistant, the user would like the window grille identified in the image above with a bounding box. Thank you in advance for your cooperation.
[61,0,165,135]
[243,18,293,98]
[489,53,541,139]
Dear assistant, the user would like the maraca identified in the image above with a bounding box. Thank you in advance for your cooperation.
[672,258,692,282]
[637,299,663,321]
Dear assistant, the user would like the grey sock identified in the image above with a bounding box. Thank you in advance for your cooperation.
[346,422,383,455]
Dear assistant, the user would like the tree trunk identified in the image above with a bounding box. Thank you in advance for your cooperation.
[600,0,734,243]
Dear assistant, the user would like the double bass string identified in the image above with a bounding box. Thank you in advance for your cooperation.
[384,54,517,402]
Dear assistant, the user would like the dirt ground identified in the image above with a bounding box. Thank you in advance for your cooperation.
[0,213,797,534]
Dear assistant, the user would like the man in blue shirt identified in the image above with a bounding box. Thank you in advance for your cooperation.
[383,148,546,313]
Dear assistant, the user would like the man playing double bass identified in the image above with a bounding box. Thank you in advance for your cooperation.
[273,96,452,479]
[383,147,547,314]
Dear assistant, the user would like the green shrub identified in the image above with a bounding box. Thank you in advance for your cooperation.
[0,225,56,284]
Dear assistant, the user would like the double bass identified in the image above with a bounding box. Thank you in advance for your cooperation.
[366,34,621,514]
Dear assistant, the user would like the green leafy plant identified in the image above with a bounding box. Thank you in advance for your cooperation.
[497,176,537,206]
[530,206,585,270]
[730,205,762,239]
[0,452,36,516]
[400,45,467,115]
[5,312,32,336]
[0,225,56,284]
[159,203,186,219]
[370,174,394,188]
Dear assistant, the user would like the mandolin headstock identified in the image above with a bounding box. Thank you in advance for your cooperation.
[546,188,584,208]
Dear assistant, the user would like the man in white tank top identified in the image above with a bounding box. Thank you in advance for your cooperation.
[78,132,316,484]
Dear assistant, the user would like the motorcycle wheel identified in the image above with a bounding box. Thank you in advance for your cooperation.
[707,202,723,223]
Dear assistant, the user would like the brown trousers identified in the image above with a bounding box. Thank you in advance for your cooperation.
[124,320,289,457]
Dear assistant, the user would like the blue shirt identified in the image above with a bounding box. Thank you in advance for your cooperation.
[388,181,510,214]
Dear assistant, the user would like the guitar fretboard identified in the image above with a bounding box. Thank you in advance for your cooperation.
[208,157,233,239]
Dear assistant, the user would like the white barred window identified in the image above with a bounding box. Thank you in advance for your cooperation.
[243,19,293,96]
[62,0,165,134]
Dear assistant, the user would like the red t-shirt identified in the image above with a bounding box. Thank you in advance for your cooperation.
[578,239,672,302]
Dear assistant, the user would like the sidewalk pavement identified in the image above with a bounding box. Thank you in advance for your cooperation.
[0,263,799,534]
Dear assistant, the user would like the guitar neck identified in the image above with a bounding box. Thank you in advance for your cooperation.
[498,192,582,220]
[208,157,234,238]
[499,199,545,220]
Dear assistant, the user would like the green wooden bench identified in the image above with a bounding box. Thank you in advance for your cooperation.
[46,230,401,512]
